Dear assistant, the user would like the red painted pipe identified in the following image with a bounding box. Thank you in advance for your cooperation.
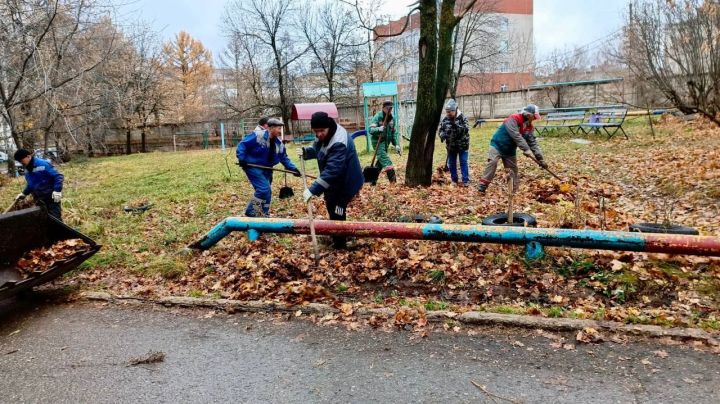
[191,217,720,257]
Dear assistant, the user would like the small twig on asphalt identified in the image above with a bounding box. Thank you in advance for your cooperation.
[127,351,165,366]
[471,380,523,404]
[4,349,19,355]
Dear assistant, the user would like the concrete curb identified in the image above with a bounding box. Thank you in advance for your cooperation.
[79,291,719,345]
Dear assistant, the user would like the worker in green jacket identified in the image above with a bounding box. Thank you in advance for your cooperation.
[368,100,401,183]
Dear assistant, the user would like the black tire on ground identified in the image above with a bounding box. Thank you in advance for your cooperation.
[628,223,699,235]
[481,213,537,227]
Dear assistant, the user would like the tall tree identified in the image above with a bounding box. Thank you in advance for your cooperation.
[301,1,361,102]
[449,0,501,98]
[351,0,477,186]
[624,0,720,126]
[406,0,477,186]
[161,31,213,125]
[0,0,111,170]
[223,0,308,131]
[217,32,272,119]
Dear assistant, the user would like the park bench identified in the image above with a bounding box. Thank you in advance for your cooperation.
[578,108,628,139]
[291,133,316,143]
[534,110,586,135]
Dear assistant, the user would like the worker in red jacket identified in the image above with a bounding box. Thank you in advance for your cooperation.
[478,104,547,194]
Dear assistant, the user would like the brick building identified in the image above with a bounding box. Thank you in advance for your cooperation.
[374,0,535,100]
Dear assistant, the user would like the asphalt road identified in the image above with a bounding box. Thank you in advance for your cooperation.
[0,297,718,403]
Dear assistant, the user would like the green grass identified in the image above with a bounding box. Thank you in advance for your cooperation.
[428,269,445,282]
[546,306,565,318]
[424,300,448,311]
[0,114,698,283]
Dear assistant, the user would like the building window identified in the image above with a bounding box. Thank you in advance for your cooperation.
[500,39,509,54]
[499,17,509,32]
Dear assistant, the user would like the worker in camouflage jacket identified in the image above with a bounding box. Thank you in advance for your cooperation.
[368,100,401,183]
[478,104,547,194]
[438,99,470,186]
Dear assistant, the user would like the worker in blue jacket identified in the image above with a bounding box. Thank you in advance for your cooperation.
[13,149,64,221]
[297,112,363,249]
[237,118,300,217]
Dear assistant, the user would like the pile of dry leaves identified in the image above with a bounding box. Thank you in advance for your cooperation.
[69,117,720,332]
[16,239,91,277]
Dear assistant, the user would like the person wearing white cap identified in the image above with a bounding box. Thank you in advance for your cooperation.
[478,104,547,193]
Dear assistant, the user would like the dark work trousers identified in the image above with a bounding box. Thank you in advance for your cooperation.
[324,195,350,248]
[35,196,62,222]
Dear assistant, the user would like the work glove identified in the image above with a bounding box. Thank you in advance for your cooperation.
[439,134,447,143]
[238,160,248,168]
[292,169,302,177]
[377,125,385,132]
[303,188,314,203]
[52,191,62,203]
[537,159,548,169]
[394,145,401,155]
[296,147,305,160]
[523,150,535,159]
[15,193,26,201]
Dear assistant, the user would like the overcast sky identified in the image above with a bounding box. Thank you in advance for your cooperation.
[117,0,628,63]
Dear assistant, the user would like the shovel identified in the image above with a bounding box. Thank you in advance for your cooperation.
[3,199,18,214]
[300,157,319,265]
[278,172,294,199]
[526,154,565,182]
[238,162,316,179]
[363,111,391,185]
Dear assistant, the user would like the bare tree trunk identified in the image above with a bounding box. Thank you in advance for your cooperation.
[87,128,94,157]
[405,0,460,186]
[43,129,50,157]
[405,1,439,186]
[646,104,655,139]
[126,129,131,155]
[141,127,147,153]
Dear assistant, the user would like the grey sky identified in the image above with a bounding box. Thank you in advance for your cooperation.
[117,0,627,63]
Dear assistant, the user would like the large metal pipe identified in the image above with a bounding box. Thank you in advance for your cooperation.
[189,217,720,257]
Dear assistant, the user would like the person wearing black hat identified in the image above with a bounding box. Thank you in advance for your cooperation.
[13,148,64,221]
[297,111,363,249]
[236,118,301,217]
[368,100,401,183]
[478,104,547,193]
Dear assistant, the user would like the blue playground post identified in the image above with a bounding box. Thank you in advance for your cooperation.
[220,122,226,151]
[361,81,400,153]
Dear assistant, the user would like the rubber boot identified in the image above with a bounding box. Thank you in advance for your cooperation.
[386,169,397,183]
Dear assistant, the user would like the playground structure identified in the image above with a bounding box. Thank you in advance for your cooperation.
[360,81,403,153]
[191,217,720,259]
[289,102,340,143]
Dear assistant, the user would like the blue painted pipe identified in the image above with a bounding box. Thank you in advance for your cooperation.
[189,217,720,257]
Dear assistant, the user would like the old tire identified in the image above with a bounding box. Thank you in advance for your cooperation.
[629,223,699,235]
[482,213,537,227]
